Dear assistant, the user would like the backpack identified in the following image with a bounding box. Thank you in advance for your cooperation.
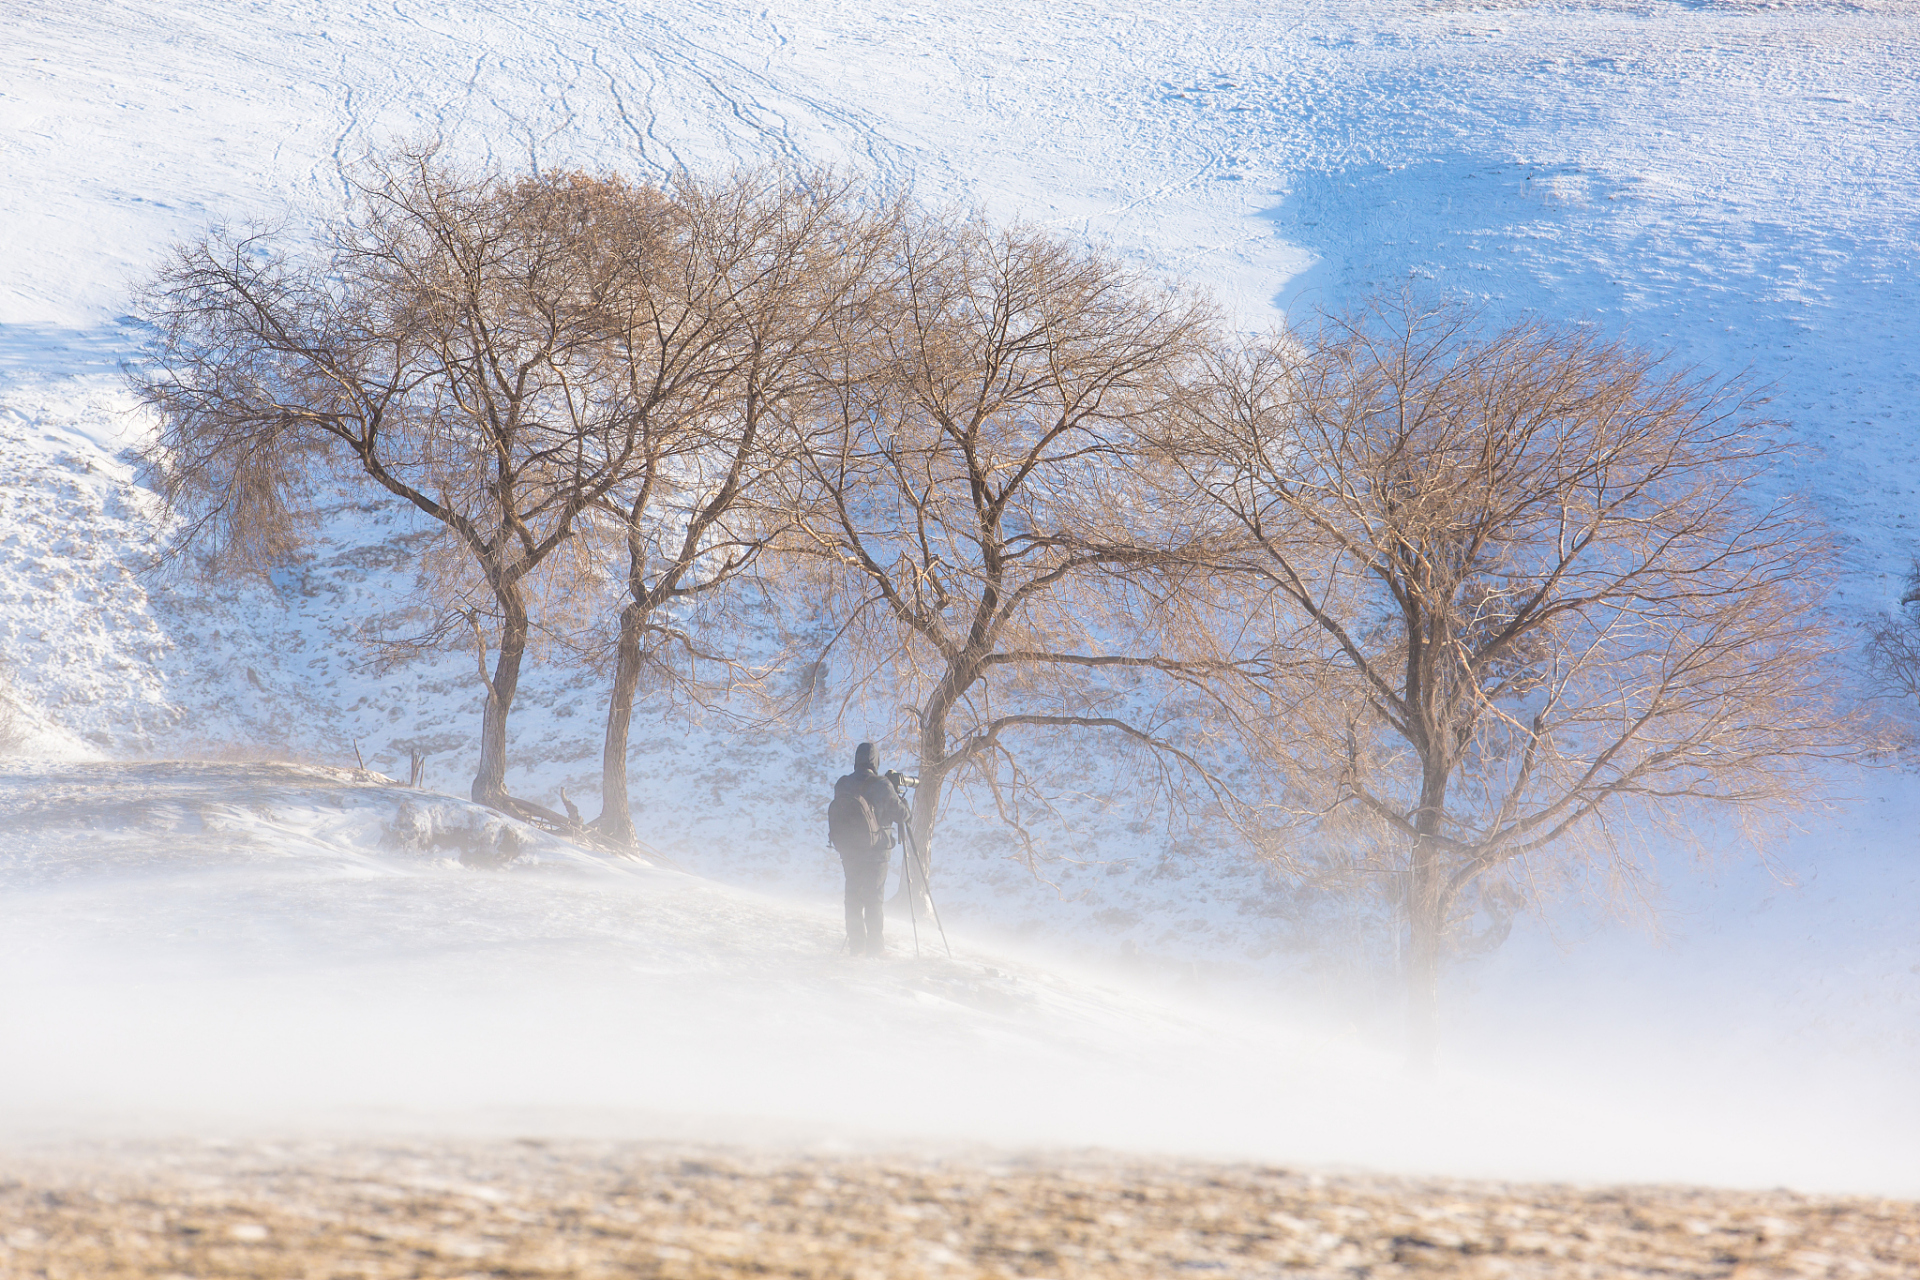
[827,774,890,855]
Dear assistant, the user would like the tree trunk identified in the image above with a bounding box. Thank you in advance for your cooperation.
[893,697,949,918]
[470,590,529,811]
[1405,761,1450,1072]
[1405,838,1445,1073]
[594,601,647,847]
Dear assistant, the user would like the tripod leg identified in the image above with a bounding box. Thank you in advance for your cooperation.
[901,825,951,959]
[899,823,921,958]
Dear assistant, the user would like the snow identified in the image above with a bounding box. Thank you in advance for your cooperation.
[1,0,1916,1191]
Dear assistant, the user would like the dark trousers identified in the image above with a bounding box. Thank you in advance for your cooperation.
[840,851,889,955]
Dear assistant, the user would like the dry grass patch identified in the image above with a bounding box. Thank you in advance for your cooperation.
[0,1138,1912,1278]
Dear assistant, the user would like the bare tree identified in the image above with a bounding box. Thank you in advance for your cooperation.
[582,171,898,848]
[1865,560,1920,717]
[136,148,675,814]
[790,213,1224,895]
[1165,298,1853,1065]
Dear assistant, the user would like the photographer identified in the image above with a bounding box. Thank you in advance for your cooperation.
[826,742,913,956]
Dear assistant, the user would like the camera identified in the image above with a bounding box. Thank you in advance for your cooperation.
[884,769,919,791]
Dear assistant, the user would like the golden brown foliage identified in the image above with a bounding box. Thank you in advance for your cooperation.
[1161,297,1853,1061]
[786,211,1226,883]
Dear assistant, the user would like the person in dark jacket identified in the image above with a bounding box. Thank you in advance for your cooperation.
[830,741,913,956]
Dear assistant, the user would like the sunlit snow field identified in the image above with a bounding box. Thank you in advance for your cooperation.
[1,0,1917,1192]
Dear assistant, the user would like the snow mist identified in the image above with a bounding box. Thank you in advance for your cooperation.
[1,764,1913,1195]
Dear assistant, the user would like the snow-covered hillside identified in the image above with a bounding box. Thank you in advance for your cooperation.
[2,0,1917,1189]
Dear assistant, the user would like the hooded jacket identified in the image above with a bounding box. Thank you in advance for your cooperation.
[836,741,913,854]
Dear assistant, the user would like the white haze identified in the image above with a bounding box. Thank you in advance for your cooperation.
[0,764,1912,1195]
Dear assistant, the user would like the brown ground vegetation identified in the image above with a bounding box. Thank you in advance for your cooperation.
[0,1138,1911,1279]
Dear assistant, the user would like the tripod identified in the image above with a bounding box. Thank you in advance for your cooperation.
[895,818,952,959]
